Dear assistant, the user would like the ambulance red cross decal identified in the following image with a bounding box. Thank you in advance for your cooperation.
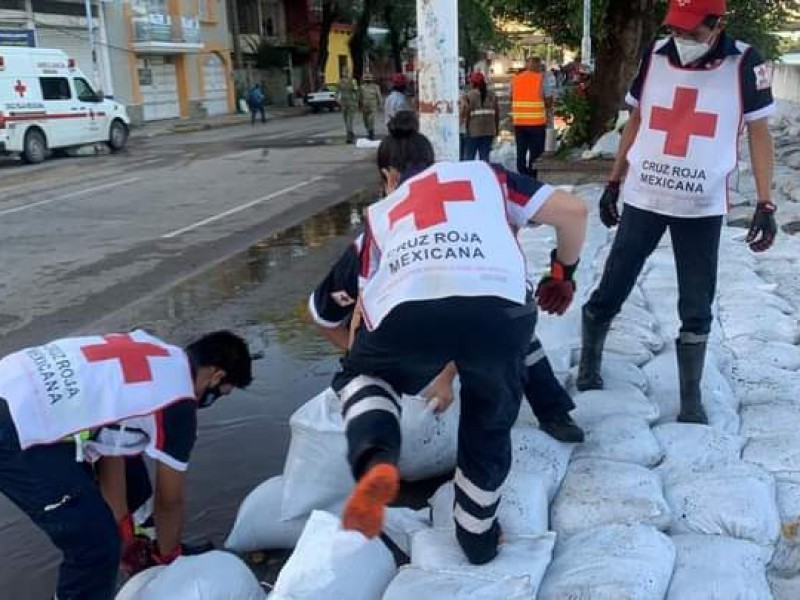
[13,80,26,98]
[650,87,718,158]
[81,334,170,384]
[388,172,476,230]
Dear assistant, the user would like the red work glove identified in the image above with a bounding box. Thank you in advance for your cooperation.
[535,250,578,316]
[117,514,135,549]
[152,542,182,566]
[121,536,155,577]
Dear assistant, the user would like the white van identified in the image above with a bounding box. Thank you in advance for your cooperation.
[0,46,130,164]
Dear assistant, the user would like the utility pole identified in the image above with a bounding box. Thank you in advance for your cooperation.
[229,0,244,70]
[581,0,592,68]
[416,0,459,162]
[83,0,101,90]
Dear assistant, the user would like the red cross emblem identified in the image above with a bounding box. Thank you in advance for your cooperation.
[650,87,718,158]
[13,80,26,98]
[388,172,476,230]
[81,334,170,384]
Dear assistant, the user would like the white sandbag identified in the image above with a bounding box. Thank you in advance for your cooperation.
[383,507,430,557]
[720,293,795,318]
[282,389,459,520]
[769,479,800,576]
[572,414,663,467]
[666,534,772,600]
[551,458,671,536]
[663,462,780,546]
[428,470,549,537]
[538,524,675,600]
[743,434,800,480]
[730,339,800,371]
[398,394,460,482]
[721,309,800,344]
[769,573,800,600]
[570,388,660,427]
[411,529,555,596]
[224,476,344,552]
[115,567,166,600]
[741,402,800,440]
[271,511,395,600]
[617,303,660,333]
[587,129,621,158]
[603,330,654,365]
[119,552,265,600]
[382,567,533,600]
[653,423,742,474]
[609,319,664,353]
[510,426,574,501]
[355,138,381,149]
[733,362,800,406]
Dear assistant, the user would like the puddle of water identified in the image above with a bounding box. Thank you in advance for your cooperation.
[0,192,374,599]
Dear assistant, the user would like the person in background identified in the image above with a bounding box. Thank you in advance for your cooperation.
[510,57,553,178]
[360,73,383,141]
[385,73,412,126]
[247,83,266,125]
[459,85,470,161]
[464,72,499,162]
[577,0,777,425]
[338,69,359,144]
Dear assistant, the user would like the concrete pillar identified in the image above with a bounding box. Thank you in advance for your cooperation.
[416,0,459,162]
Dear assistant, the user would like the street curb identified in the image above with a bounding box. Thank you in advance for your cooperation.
[130,108,309,139]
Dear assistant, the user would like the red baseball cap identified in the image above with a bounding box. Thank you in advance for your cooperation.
[469,71,485,86]
[391,73,408,87]
[664,0,726,31]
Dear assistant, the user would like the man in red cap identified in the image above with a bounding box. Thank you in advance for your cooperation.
[463,71,499,161]
[577,0,777,424]
[385,73,411,127]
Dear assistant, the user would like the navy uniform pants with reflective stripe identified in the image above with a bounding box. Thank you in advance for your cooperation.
[0,399,119,600]
[333,296,533,564]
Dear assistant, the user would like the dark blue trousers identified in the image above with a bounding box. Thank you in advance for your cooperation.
[0,400,119,600]
[585,203,723,336]
[464,136,493,162]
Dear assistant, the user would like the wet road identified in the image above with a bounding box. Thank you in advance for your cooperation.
[0,111,379,355]
[0,113,381,599]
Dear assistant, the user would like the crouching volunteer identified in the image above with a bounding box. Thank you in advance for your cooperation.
[0,330,252,600]
[309,240,584,443]
[334,112,587,564]
[577,0,776,426]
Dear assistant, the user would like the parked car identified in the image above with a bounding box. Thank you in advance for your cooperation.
[0,46,130,164]
[305,85,340,112]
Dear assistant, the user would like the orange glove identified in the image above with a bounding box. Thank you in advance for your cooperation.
[535,250,578,316]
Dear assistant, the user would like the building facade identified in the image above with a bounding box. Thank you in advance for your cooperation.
[1,0,235,123]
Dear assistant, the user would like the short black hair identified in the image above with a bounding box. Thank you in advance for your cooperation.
[185,331,253,388]
[378,112,435,175]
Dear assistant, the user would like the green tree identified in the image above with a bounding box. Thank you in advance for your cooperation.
[500,0,799,141]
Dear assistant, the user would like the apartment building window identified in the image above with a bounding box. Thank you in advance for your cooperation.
[199,0,217,23]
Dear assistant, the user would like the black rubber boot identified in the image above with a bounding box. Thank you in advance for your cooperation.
[576,306,612,391]
[676,338,709,425]
[539,412,585,443]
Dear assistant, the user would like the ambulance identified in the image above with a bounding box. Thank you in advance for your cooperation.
[0,46,130,164]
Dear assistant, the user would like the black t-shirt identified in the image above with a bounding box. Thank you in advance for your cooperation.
[627,32,775,122]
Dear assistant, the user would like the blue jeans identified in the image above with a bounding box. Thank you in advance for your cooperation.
[464,136,493,162]
[0,400,119,600]
[585,203,723,336]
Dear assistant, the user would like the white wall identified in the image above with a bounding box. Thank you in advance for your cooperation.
[772,64,800,104]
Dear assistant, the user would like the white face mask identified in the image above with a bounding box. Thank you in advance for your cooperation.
[674,36,712,66]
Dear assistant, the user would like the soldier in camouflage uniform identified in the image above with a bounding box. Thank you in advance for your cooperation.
[337,69,359,144]
[360,73,382,140]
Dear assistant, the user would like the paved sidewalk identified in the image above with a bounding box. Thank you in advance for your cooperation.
[130,106,308,138]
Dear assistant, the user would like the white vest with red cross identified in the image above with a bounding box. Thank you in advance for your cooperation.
[0,330,195,449]
[623,38,747,217]
[360,161,527,330]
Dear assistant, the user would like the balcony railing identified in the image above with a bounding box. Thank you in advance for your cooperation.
[132,12,201,45]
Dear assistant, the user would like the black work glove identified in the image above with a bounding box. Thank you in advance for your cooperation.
[599,181,621,228]
[535,250,579,316]
[745,202,777,253]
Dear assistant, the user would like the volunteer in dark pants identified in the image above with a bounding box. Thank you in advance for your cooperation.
[309,239,584,443]
[510,56,552,178]
[0,330,252,599]
[335,113,587,565]
[577,0,777,426]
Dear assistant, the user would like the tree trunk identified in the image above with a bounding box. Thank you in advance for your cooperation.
[349,0,378,81]
[383,5,404,73]
[589,0,660,140]
[316,1,339,88]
